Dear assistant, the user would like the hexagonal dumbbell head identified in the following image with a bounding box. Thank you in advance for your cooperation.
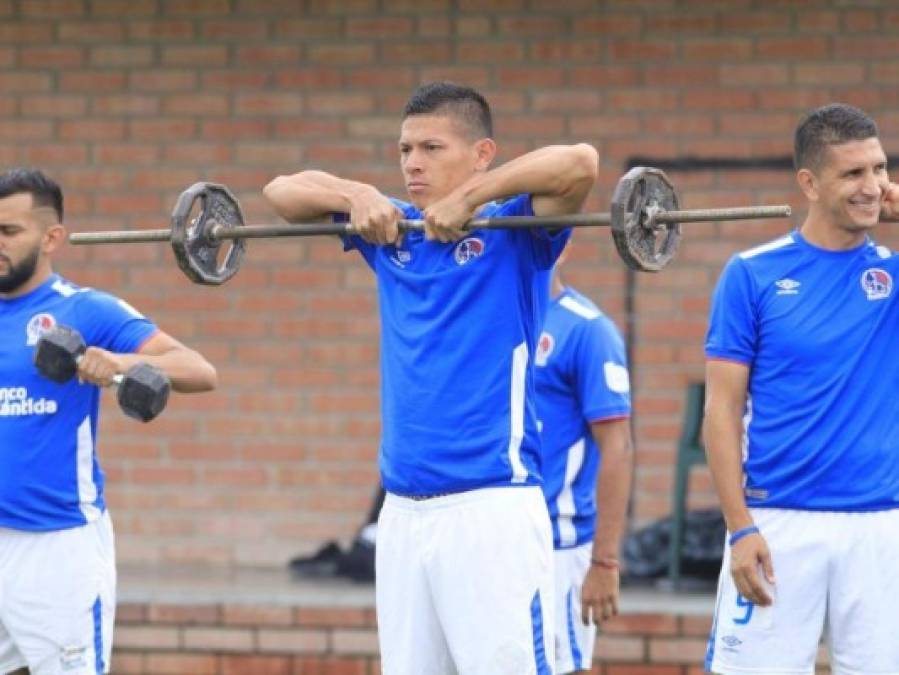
[34,325,87,383]
[116,362,171,423]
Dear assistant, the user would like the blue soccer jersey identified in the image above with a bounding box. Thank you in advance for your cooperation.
[341,195,571,496]
[706,231,899,511]
[0,274,157,530]
[535,287,631,549]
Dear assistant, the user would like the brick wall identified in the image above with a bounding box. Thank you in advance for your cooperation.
[2,0,898,566]
[112,603,723,675]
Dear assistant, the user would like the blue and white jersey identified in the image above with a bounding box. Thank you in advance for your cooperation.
[535,287,631,549]
[341,195,571,496]
[706,231,899,511]
[0,274,157,531]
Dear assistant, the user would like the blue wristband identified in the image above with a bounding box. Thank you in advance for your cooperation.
[728,525,759,546]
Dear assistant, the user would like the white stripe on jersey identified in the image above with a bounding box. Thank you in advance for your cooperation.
[559,295,601,320]
[508,342,529,484]
[76,416,100,522]
[738,234,795,259]
[556,437,586,547]
[50,279,90,297]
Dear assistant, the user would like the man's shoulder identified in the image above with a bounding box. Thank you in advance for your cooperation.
[557,288,603,322]
[735,232,798,263]
[52,278,147,322]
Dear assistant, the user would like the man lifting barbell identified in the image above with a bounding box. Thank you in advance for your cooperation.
[264,80,590,675]
[0,169,217,675]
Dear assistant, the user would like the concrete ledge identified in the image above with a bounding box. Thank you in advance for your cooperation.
[112,565,838,674]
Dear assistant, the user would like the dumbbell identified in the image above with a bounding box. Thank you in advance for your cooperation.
[34,325,171,422]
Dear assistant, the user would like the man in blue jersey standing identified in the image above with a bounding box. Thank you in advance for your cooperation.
[703,103,899,673]
[0,168,217,675]
[535,252,632,675]
[265,81,598,674]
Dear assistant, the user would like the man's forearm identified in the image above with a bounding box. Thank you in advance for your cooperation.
[704,407,754,532]
[455,144,598,216]
[263,171,376,223]
[120,346,217,393]
[591,420,633,558]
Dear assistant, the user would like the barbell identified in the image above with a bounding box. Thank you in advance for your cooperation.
[68,166,792,284]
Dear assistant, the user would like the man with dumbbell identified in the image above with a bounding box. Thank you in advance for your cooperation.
[0,168,217,675]
[265,81,598,675]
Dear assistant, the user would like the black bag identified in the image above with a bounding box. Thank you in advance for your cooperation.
[622,509,726,581]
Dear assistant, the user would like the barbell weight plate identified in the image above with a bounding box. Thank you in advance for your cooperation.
[610,166,682,273]
[170,182,247,285]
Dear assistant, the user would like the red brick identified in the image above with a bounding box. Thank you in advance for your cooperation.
[20,45,86,68]
[161,45,229,67]
[236,45,302,66]
[683,38,753,60]
[794,63,865,85]
[162,0,231,15]
[0,23,53,41]
[221,655,292,675]
[128,19,195,39]
[273,18,343,38]
[147,604,221,625]
[91,0,156,14]
[89,45,154,67]
[605,613,679,636]
[202,18,270,39]
[183,626,255,651]
[235,93,304,116]
[294,608,373,628]
[131,70,198,92]
[113,625,180,650]
[648,637,709,663]
[60,119,127,141]
[22,0,85,16]
[0,72,52,92]
[144,653,219,675]
[258,628,329,653]
[605,667,681,675]
[59,70,127,92]
[307,44,377,66]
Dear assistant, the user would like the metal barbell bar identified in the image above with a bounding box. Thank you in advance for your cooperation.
[69,206,790,243]
[68,167,792,284]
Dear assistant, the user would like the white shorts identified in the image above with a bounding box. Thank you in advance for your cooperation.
[553,543,595,674]
[376,486,555,675]
[0,512,116,675]
[706,508,899,675]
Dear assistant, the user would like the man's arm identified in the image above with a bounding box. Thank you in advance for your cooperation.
[423,144,599,241]
[580,417,632,625]
[704,359,774,606]
[262,171,401,245]
[77,331,217,394]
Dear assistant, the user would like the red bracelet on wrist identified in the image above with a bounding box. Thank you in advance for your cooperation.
[590,556,620,569]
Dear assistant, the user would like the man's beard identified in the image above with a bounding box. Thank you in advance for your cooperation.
[0,246,40,293]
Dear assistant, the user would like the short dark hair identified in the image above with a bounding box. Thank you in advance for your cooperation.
[403,81,493,139]
[0,168,64,221]
[794,103,879,172]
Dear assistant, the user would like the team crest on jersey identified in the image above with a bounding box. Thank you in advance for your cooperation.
[453,237,485,265]
[25,313,57,346]
[535,331,554,366]
[861,268,892,301]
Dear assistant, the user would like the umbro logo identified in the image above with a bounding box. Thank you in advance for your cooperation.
[775,278,800,295]
[390,249,412,268]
